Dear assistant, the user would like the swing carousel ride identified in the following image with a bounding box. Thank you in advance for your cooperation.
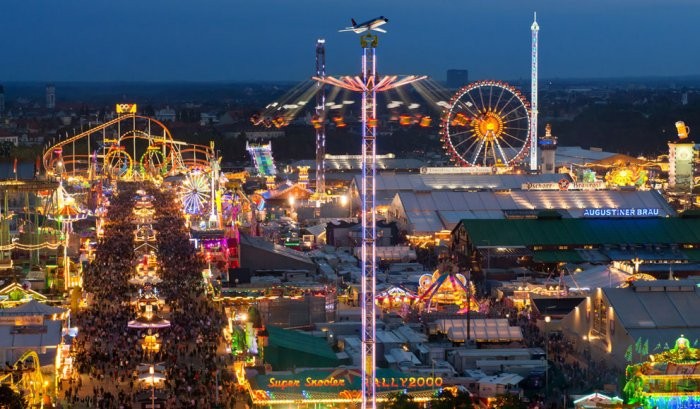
[417,264,482,313]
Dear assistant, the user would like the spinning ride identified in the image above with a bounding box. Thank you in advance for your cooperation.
[418,267,479,312]
[441,81,530,167]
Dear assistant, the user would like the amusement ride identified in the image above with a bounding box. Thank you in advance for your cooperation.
[3,13,555,408]
[244,15,544,408]
[440,80,531,167]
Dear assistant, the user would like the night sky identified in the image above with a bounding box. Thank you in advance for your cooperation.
[1,0,699,82]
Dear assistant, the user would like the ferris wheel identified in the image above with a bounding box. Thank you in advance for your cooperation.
[441,80,531,167]
[180,171,210,215]
[140,146,169,177]
[104,147,133,178]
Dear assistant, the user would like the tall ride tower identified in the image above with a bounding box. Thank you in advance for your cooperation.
[359,33,378,409]
[529,13,539,172]
[315,39,327,198]
[315,21,425,409]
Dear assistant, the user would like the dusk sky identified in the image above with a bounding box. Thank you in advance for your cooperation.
[2,0,699,82]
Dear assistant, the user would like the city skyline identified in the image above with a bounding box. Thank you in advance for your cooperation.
[1,0,699,82]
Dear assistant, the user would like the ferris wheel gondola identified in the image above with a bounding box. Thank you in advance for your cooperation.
[441,80,531,167]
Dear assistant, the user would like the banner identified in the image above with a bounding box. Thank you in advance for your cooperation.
[116,103,137,114]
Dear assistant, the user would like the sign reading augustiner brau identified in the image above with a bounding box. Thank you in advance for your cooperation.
[582,208,660,217]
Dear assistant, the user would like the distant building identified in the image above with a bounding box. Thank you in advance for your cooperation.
[155,106,176,122]
[539,124,558,173]
[668,121,694,193]
[46,84,56,109]
[0,85,5,114]
[559,280,700,371]
[0,136,19,146]
[447,69,469,89]
[239,130,284,140]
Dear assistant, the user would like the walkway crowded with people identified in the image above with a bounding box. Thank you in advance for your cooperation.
[64,182,231,409]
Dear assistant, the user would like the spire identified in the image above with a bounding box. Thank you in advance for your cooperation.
[531,12,540,31]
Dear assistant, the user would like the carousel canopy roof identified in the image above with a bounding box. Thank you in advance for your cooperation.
[127,316,171,329]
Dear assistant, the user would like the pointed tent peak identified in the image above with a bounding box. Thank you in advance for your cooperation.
[58,204,80,217]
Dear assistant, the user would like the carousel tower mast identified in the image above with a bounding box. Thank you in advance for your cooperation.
[529,12,540,172]
[359,32,378,409]
[315,39,327,198]
[314,20,425,408]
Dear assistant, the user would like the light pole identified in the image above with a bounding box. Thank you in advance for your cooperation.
[288,195,295,221]
[149,365,155,409]
[340,194,349,218]
[544,315,551,396]
[479,240,491,278]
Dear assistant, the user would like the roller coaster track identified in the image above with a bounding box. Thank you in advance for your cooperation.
[43,114,134,171]
[0,350,44,405]
[42,113,214,175]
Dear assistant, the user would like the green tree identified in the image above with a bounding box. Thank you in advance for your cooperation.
[430,388,474,409]
[453,389,474,409]
[0,141,13,157]
[490,393,526,409]
[0,384,27,409]
[384,392,420,409]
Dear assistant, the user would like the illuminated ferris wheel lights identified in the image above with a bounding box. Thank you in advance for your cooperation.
[441,80,531,167]
[181,171,210,215]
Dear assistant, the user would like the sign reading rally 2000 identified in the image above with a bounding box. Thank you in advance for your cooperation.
[582,208,660,217]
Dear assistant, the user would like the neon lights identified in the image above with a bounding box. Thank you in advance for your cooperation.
[582,208,660,217]
[116,103,137,114]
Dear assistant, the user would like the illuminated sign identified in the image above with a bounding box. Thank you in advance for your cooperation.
[522,181,606,191]
[420,166,494,175]
[0,316,43,325]
[267,376,443,390]
[582,208,660,217]
[116,103,137,114]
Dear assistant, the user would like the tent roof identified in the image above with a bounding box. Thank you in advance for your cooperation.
[561,265,629,289]
[0,299,65,316]
[602,281,700,331]
[456,218,700,248]
[0,282,48,301]
[267,326,339,362]
[0,320,62,348]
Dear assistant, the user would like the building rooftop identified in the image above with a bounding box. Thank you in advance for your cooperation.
[455,218,700,248]
[396,189,674,235]
[602,280,700,349]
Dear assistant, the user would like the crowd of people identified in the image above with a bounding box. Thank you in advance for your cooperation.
[66,182,231,409]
